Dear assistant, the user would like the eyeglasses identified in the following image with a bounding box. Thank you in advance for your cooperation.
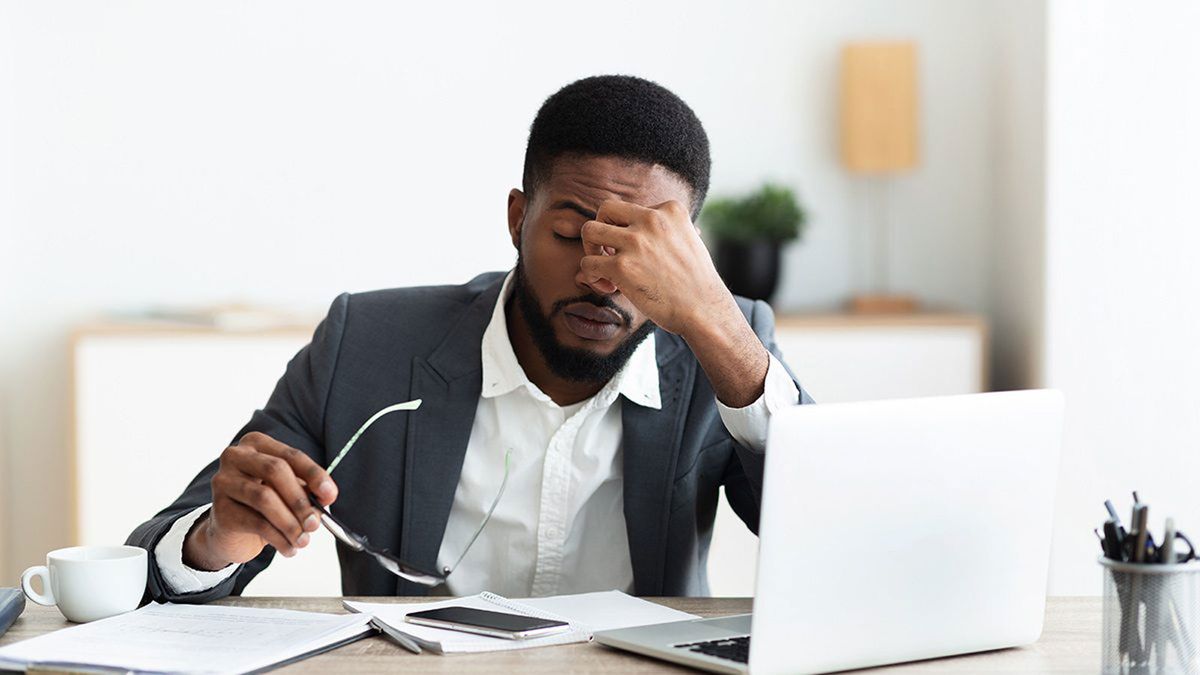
[308,399,511,587]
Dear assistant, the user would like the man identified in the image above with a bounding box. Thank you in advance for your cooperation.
[128,75,812,602]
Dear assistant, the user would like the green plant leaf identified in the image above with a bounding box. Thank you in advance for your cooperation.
[699,183,807,243]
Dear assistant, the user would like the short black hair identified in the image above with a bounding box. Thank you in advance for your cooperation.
[522,75,711,216]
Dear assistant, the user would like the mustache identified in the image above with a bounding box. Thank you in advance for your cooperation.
[549,293,633,326]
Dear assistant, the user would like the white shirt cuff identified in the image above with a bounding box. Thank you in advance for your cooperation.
[716,353,800,452]
[154,504,240,594]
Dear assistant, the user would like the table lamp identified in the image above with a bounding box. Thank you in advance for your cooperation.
[840,41,920,313]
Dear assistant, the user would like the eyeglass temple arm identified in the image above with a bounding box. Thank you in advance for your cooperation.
[325,399,422,475]
[443,449,512,576]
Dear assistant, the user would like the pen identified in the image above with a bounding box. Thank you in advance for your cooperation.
[1105,500,1128,540]
[1105,499,1135,665]
[1102,520,1123,561]
[1133,504,1149,564]
[1166,598,1191,671]
[1106,500,1121,521]
[1162,518,1176,564]
[1152,516,1173,672]
[1130,503,1150,667]
[1104,518,1134,665]
[373,618,423,654]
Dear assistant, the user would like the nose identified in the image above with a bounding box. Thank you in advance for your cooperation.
[575,264,618,297]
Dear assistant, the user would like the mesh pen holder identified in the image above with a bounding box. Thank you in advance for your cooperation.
[1101,557,1200,674]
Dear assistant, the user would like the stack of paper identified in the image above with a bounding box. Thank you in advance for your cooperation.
[345,590,699,654]
[0,591,699,669]
[0,602,373,673]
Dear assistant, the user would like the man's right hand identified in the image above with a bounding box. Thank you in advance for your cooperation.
[182,432,338,572]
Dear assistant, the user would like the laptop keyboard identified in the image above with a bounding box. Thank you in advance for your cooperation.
[675,635,750,664]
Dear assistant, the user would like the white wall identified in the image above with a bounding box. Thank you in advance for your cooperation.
[2,0,1010,579]
[1044,0,1200,594]
[987,0,1047,393]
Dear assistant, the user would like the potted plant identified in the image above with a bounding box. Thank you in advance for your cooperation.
[700,183,807,303]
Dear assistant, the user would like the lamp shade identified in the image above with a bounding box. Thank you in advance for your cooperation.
[840,41,919,173]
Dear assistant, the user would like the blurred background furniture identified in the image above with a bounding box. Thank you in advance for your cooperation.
[72,320,340,596]
[73,312,985,597]
[708,310,986,595]
[840,41,922,313]
[0,416,6,572]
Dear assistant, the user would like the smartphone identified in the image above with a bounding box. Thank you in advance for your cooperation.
[404,606,571,640]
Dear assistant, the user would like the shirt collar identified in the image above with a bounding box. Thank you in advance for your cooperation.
[480,270,661,410]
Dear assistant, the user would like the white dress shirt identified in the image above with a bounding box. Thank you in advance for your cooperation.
[156,272,798,595]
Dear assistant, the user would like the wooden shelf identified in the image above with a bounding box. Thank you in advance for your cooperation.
[72,319,319,339]
[774,311,985,330]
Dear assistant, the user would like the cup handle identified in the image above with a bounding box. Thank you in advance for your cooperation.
[20,565,56,606]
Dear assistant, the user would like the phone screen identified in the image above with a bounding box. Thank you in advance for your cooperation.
[405,606,567,633]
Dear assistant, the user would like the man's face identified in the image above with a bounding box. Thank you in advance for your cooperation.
[507,154,693,382]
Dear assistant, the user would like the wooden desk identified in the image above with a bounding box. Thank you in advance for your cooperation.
[0,597,1100,673]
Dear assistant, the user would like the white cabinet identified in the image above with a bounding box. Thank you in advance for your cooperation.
[73,323,341,596]
[706,313,987,596]
[772,313,987,402]
[0,416,6,573]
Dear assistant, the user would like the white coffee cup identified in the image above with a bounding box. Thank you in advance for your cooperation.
[21,545,147,623]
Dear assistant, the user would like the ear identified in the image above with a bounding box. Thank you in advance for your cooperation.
[507,189,527,250]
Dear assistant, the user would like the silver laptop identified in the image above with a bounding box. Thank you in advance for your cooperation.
[595,390,1063,674]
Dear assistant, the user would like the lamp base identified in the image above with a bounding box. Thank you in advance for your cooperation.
[847,293,920,314]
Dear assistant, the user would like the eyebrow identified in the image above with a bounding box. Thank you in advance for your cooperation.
[550,199,597,221]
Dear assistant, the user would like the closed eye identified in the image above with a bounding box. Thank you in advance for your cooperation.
[553,231,581,242]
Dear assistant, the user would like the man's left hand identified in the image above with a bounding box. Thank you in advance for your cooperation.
[579,199,735,338]
[579,198,770,408]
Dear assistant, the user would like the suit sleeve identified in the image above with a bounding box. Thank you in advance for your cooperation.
[721,299,814,534]
[125,293,350,604]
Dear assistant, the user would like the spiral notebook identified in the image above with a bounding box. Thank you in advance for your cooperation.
[344,590,697,655]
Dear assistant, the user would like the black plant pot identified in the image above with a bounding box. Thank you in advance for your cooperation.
[714,239,782,303]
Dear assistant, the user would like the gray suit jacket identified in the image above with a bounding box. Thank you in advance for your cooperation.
[127,271,812,603]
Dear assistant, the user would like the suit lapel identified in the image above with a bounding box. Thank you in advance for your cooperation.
[622,331,694,595]
[391,278,696,596]
[395,279,501,595]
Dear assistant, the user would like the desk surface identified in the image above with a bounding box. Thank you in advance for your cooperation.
[1,596,1100,673]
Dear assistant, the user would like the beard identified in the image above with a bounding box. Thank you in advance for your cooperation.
[511,257,656,384]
